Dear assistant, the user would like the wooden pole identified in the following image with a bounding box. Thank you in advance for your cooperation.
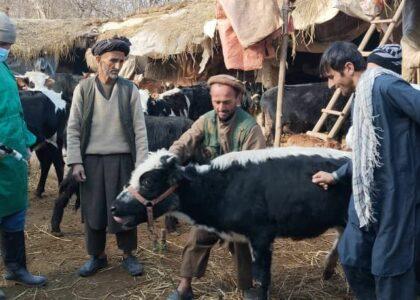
[379,0,405,46]
[416,67,420,84]
[274,0,290,147]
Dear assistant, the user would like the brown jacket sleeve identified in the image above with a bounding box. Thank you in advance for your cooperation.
[241,124,266,150]
[169,117,205,164]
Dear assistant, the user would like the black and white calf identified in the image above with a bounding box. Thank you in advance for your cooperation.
[111,147,351,299]
[19,90,67,197]
[148,83,260,121]
[147,84,213,121]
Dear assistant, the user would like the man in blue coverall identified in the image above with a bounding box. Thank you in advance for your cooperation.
[312,41,420,299]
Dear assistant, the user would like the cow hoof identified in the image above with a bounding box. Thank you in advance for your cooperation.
[243,287,268,300]
[164,216,179,233]
[51,229,63,237]
[322,268,335,280]
[35,188,45,198]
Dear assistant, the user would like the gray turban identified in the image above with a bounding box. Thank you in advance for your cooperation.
[0,12,16,44]
[91,36,131,56]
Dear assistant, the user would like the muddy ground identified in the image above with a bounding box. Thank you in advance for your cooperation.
[1,158,352,299]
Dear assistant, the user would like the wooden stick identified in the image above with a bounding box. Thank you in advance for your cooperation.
[358,21,378,52]
[14,290,28,300]
[274,0,291,147]
[327,95,353,139]
[311,89,342,133]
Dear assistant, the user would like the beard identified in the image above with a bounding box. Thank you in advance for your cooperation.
[100,63,119,80]
[108,72,118,79]
[217,109,235,122]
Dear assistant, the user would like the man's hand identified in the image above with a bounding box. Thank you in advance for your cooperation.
[0,148,6,160]
[72,164,86,182]
[312,171,335,190]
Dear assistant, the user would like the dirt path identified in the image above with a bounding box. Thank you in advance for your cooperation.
[0,159,352,299]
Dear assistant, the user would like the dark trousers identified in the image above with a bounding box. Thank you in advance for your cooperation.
[85,222,137,256]
[180,227,253,290]
[343,264,417,300]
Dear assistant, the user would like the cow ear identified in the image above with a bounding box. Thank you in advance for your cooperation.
[161,155,179,169]
[45,78,55,88]
[182,165,197,181]
[168,164,196,185]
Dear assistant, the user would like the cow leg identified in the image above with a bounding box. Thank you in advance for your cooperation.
[323,226,344,280]
[50,193,71,236]
[51,145,65,185]
[164,215,179,233]
[263,110,274,146]
[250,237,274,300]
[75,190,80,211]
[35,147,53,198]
[51,175,79,235]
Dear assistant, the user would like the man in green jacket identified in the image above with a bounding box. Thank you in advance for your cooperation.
[0,12,47,293]
[167,75,266,300]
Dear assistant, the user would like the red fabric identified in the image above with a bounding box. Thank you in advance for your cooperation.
[216,1,278,71]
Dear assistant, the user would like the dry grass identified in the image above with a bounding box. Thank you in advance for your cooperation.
[98,0,215,58]
[12,18,100,62]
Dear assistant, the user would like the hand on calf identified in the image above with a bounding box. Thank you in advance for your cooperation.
[312,171,335,190]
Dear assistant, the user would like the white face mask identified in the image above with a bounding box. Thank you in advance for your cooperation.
[0,47,10,63]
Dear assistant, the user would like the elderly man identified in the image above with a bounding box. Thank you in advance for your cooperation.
[0,12,47,294]
[167,74,266,300]
[312,41,420,299]
[67,37,148,277]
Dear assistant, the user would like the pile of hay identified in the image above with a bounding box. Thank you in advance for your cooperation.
[13,18,100,61]
[98,0,215,59]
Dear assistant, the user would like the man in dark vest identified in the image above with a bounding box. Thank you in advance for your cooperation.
[167,75,266,300]
[66,37,148,277]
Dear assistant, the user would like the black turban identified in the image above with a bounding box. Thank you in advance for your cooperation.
[91,36,131,56]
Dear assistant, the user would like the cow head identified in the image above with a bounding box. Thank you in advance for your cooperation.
[111,150,192,228]
[15,76,34,90]
[146,98,172,116]
[24,71,55,90]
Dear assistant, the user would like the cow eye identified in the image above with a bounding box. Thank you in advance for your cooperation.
[142,178,152,186]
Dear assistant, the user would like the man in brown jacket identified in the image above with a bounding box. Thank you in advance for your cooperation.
[167,74,266,300]
[66,37,148,277]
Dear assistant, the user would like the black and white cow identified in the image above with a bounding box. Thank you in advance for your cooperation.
[50,115,193,235]
[111,147,351,299]
[148,83,259,121]
[19,90,67,197]
[147,83,213,121]
[51,73,83,104]
[259,82,350,144]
